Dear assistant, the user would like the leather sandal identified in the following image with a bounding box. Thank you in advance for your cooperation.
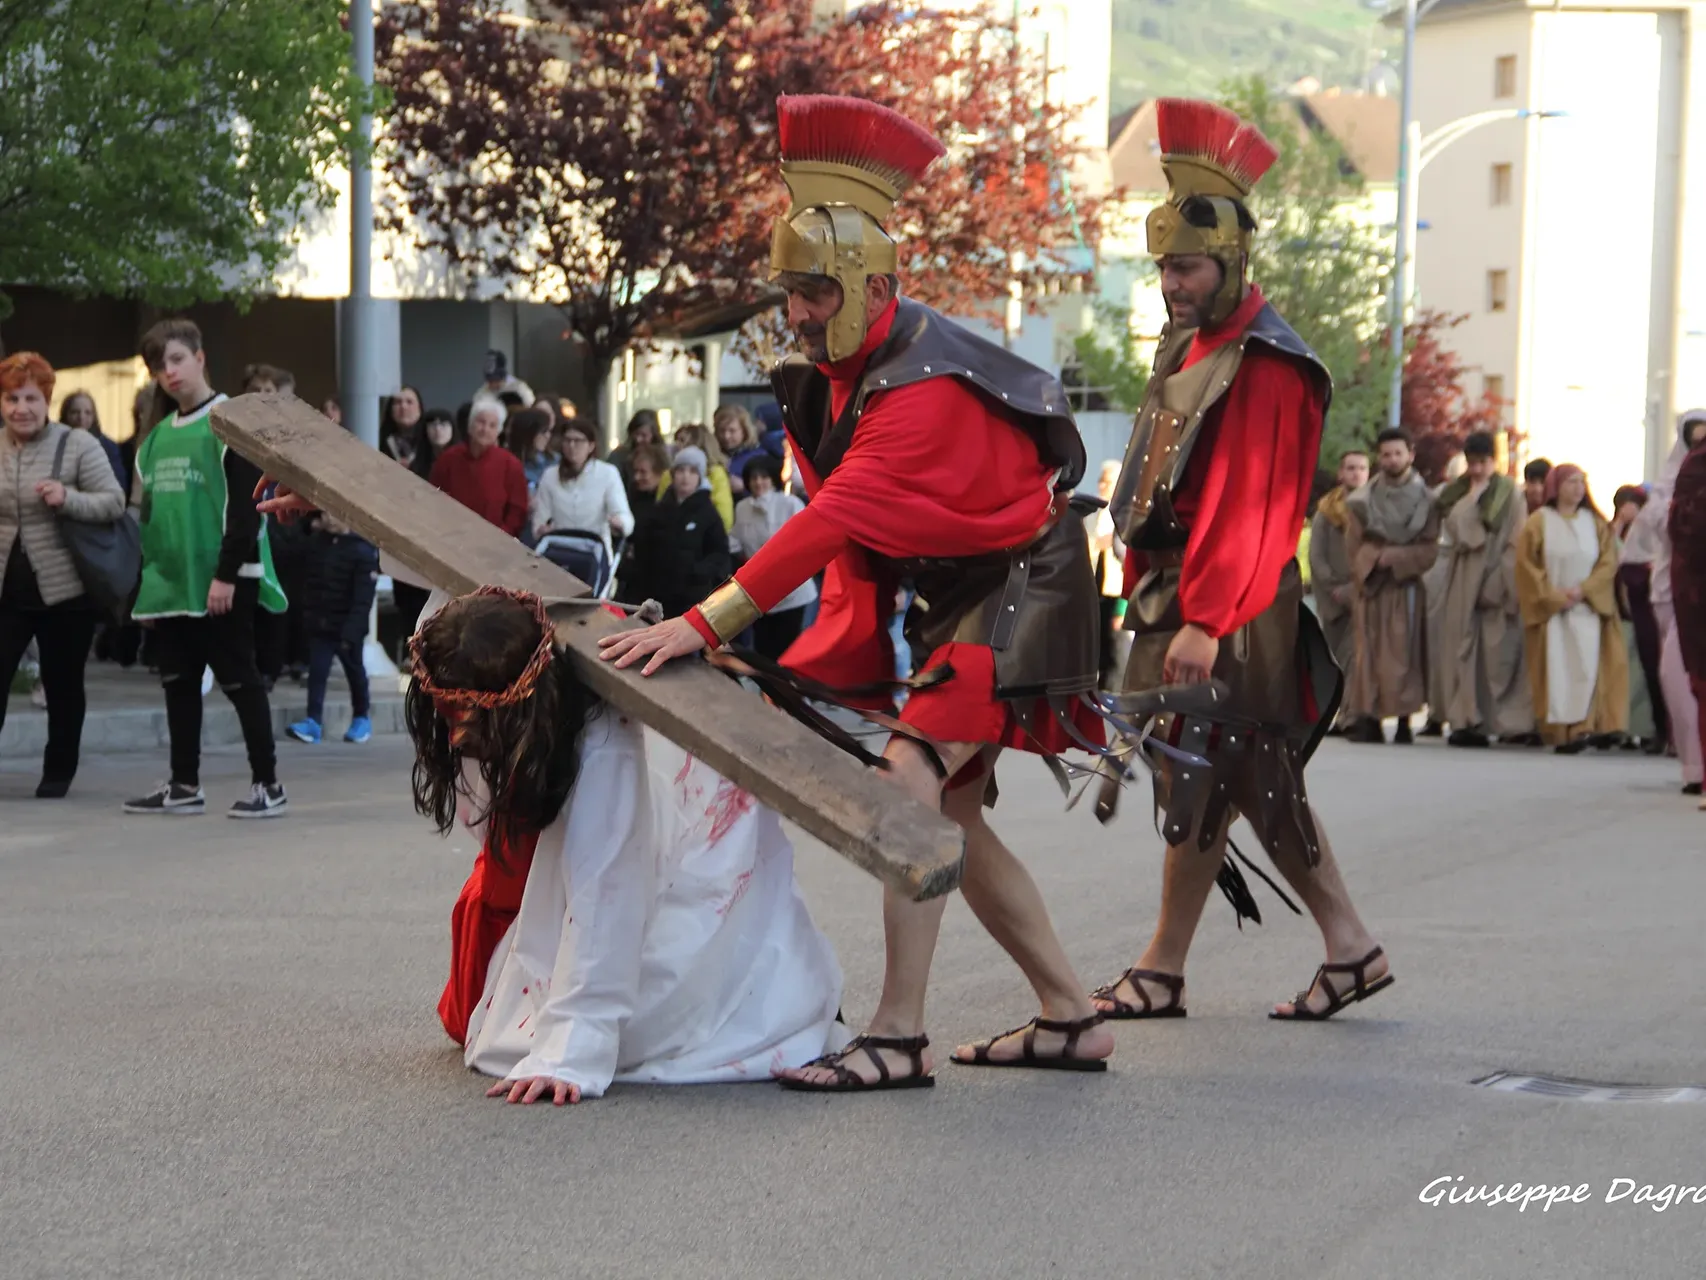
[1268,945,1395,1022]
[951,1014,1109,1072]
[1090,967,1186,1020]
[777,1033,935,1092]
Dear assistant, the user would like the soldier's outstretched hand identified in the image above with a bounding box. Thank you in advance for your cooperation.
[598,615,708,675]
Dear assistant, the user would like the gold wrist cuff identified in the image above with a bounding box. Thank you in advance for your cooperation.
[698,580,763,645]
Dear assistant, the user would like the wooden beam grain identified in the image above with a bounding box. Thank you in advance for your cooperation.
[212,394,964,900]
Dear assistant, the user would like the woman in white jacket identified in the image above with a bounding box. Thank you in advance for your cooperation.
[411,587,844,1105]
[529,420,633,558]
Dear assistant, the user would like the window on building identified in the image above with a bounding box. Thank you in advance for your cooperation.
[1494,55,1517,99]
[1484,374,1506,404]
[1488,270,1510,312]
[1491,163,1513,206]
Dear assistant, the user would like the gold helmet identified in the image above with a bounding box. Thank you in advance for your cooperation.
[1146,99,1278,327]
[770,95,945,363]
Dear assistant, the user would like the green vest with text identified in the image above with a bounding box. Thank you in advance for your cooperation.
[133,399,286,619]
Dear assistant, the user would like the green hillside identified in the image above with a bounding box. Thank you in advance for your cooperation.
[1110,0,1395,113]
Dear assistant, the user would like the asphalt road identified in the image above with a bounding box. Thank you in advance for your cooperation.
[2,732,1703,1280]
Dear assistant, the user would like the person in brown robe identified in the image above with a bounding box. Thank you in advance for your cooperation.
[1515,463,1629,752]
[1432,431,1534,747]
[1307,448,1367,728]
[1344,428,1440,744]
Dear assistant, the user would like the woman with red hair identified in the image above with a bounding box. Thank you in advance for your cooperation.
[1515,463,1631,752]
[0,352,128,795]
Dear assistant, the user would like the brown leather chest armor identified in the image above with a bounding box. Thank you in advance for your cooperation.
[1110,301,1332,554]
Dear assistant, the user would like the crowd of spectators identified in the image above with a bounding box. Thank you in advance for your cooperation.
[0,337,827,804]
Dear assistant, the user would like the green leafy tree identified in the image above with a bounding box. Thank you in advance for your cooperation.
[1220,76,1396,463]
[1070,298,1151,413]
[0,0,366,317]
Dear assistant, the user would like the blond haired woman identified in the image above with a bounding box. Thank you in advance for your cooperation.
[714,404,766,498]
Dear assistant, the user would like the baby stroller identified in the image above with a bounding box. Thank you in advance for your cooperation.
[534,528,624,599]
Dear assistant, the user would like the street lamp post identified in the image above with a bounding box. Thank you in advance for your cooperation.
[1387,0,1561,429]
[1386,0,1424,431]
[345,1,397,677]
[345,0,378,453]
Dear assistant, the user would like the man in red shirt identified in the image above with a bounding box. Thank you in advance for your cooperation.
[602,94,1115,1090]
[1092,99,1391,1023]
[430,401,528,537]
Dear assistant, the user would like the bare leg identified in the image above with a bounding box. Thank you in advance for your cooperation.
[947,751,1112,1063]
[1265,811,1388,1016]
[1091,766,1226,1016]
[1090,828,1224,1016]
[777,737,979,1087]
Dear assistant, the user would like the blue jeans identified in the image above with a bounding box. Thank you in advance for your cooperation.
[307,635,369,723]
[890,589,914,682]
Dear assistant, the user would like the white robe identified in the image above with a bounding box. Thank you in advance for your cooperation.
[1540,507,1602,726]
[463,714,844,1097]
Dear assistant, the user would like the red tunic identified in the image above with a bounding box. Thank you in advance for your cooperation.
[687,297,1101,759]
[1121,287,1324,640]
[438,831,538,1046]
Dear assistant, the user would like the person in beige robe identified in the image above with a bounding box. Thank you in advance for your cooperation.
[1433,433,1534,747]
[1344,429,1440,744]
[1307,449,1368,728]
[1515,463,1629,751]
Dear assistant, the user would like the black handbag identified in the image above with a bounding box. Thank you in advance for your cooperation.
[50,430,142,618]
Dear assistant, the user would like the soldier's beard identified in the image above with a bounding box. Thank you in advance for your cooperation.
[793,323,829,363]
[1163,289,1215,329]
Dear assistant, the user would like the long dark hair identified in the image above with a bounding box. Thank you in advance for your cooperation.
[409,409,460,480]
[505,406,553,466]
[404,593,601,864]
[382,385,424,456]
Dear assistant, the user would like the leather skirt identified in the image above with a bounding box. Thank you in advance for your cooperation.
[1121,558,1343,864]
[882,504,1102,702]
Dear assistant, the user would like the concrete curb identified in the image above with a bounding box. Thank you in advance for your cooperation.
[0,690,408,762]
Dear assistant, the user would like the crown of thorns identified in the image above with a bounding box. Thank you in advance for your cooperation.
[408,585,556,710]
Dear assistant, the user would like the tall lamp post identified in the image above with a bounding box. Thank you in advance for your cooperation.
[345,0,378,453]
[1387,0,1561,428]
[345,1,397,677]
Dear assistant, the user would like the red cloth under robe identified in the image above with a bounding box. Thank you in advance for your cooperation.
[686,297,1102,759]
[438,831,539,1046]
[1120,287,1324,640]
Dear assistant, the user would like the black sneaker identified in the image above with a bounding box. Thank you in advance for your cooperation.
[124,782,206,815]
[229,782,288,819]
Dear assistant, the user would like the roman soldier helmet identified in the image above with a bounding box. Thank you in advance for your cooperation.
[1146,99,1279,327]
[769,95,945,363]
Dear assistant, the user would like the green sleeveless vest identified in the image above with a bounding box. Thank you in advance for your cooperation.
[133,397,287,619]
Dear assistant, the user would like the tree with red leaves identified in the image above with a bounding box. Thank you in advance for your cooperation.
[376,0,1100,403]
[1394,310,1510,484]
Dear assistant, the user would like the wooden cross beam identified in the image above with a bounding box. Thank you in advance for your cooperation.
[211,394,965,900]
